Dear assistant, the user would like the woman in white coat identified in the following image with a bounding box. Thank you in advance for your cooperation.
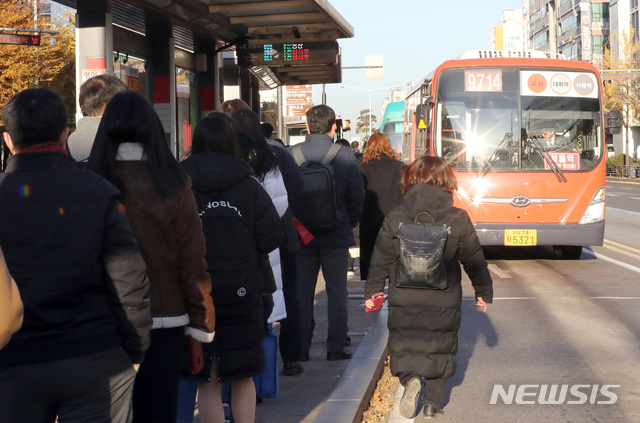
[232,108,288,325]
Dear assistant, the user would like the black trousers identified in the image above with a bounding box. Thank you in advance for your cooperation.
[297,247,348,355]
[133,327,184,423]
[278,249,302,363]
[0,347,136,423]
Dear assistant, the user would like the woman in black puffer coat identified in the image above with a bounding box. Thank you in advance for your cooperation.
[181,112,282,423]
[364,155,493,420]
[358,132,404,280]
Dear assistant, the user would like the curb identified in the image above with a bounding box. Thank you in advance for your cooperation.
[314,305,389,423]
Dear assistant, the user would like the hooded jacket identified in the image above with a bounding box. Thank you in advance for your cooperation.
[365,183,493,379]
[181,152,282,380]
[258,166,288,323]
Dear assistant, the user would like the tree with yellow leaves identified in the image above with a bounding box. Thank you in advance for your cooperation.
[602,30,640,164]
[0,1,75,126]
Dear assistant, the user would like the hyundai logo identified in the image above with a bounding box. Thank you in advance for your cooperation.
[511,196,531,207]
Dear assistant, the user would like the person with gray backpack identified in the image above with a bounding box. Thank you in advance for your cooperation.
[289,104,364,361]
[365,155,493,420]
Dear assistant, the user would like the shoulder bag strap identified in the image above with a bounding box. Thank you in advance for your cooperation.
[291,146,306,166]
[322,143,342,166]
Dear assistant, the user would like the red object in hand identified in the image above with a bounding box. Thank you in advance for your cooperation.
[366,292,387,312]
[188,336,204,375]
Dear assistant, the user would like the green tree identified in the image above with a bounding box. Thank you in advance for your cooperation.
[0,1,76,126]
[355,109,377,144]
[603,30,640,165]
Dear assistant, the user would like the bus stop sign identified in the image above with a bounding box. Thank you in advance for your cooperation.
[0,33,40,46]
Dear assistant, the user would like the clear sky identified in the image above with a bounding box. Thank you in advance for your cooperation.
[318,0,524,140]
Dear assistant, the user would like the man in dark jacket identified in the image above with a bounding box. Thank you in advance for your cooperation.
[0,88,152,422]
[290,104,365,361]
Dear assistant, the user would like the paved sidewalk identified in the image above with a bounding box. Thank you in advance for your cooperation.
[192,259,387,423]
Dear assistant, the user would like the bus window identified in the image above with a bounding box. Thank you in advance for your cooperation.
[522,95,601,172]
[435,69,519,171]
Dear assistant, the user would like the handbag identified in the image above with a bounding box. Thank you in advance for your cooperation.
[253,323,279,400]
[395,212,449,290]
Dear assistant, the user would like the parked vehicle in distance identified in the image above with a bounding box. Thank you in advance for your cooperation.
[379,101,404,157]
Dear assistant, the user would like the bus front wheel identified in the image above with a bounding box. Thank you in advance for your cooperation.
[554,245,583,260]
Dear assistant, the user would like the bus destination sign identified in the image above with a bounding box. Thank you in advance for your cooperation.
[0,33,40,46]
[464,70,503,92]
[237,41,338,67]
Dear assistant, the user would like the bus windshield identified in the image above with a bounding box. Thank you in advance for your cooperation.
[435,68,602,173]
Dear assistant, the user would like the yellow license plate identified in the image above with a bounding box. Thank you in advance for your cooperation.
[504,230,537,246]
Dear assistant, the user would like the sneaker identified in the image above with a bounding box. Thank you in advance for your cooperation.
[421,404,444,419]
[283,361,303,376]
[347,270,355,276]
[399,376,422,418]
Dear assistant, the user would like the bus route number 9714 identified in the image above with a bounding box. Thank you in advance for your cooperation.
[464,70,503,92]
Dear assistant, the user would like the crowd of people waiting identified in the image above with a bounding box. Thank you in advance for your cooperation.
[0,73,492,423]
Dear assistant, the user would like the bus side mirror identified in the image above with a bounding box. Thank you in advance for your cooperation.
[416,102,431,129]
[605,110,622,135]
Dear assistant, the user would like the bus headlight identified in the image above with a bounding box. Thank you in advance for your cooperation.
[579,186,605,224]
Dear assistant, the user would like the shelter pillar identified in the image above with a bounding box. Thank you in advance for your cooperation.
[75,0,112,121]
[147,22,176,154]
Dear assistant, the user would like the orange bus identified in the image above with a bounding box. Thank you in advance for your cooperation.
[403,50,610,259]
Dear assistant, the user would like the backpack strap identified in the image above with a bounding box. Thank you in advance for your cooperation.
[414,212,435,224]
[322,143,342,166]
[291,146,306,166]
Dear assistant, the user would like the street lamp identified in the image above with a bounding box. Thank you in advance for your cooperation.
[340,85,400,140]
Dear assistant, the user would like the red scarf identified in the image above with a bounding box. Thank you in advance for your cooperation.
[18,142,67,155]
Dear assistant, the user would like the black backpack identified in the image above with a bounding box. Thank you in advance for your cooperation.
[395,212,449,289]
[291,143,342,234]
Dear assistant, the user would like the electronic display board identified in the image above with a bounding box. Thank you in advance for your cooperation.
[237,41,338,67]
[0,33,40,46]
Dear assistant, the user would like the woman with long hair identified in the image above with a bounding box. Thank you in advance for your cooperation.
[231,108,288,327]
[88,92,216,423]
[181,112,282,423]
[364,155,493,420]
[358,132,404,280]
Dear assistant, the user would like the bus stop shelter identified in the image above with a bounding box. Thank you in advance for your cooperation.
[54,0,353,157]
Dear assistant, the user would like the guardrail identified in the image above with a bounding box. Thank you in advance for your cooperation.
[606,166,640,178]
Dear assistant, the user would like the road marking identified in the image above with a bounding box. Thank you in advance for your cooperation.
[584,246,640,272]
[604,239,640,256]
[487,264,512,279]
[463,296,640,300]
[605,206,640,216]
[592,296,640,300]
[608,194,618,196]
[631,197,640,200]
